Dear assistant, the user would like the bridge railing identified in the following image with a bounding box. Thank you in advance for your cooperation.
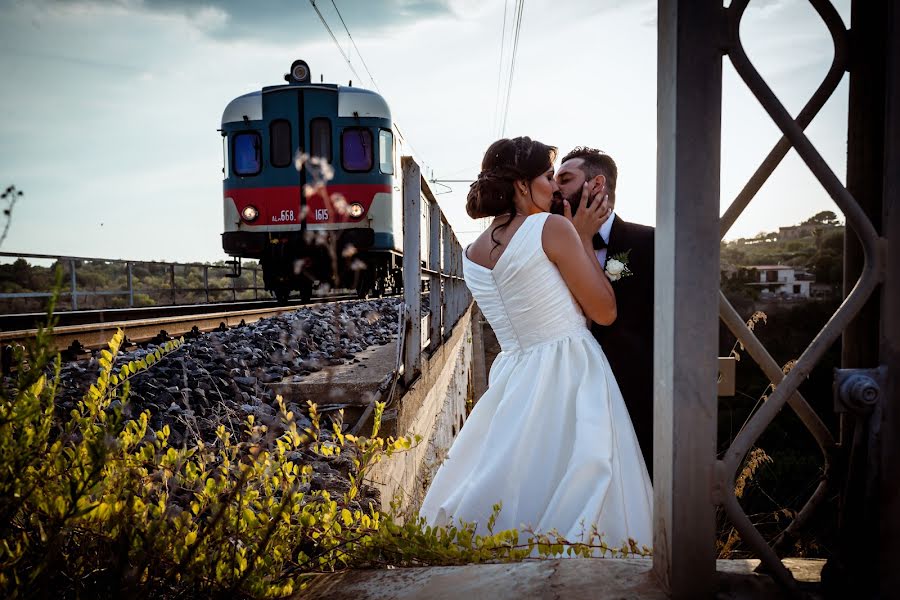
[658,1,898,597]
[0,252,265,312]
[400,156,471,385]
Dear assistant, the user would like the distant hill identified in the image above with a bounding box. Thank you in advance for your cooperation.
[721,211,844,286]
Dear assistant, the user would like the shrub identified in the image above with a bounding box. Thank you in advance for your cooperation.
[1,299,649,598]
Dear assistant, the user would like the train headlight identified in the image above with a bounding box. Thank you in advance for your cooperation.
[348,202,364,218]
[241,205,259,222]
[288,60,311,83]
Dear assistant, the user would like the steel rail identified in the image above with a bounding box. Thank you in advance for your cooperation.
[1,295,362,353]
[0,298,317,331]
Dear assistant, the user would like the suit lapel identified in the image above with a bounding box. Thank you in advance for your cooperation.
[607,216,629,257]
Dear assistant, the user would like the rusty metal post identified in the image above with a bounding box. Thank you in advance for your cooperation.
[429,196,442,350]
[126,261,134,307]
[878,1,899,593]
[402,157,422,385]
[69,259,77,311]
[203,265,210,304]
[442,218,452,339]
[169,263,176,305]
[455,238,465,325]
[654,1,723,597]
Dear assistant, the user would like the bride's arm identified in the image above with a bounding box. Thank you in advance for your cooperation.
[542,207,616,326]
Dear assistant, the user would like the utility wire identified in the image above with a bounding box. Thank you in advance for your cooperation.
[499,0,525,137]
[308,0,362,83]
[308,1,436,178]
[492,0,510,137]
[329,0,382,93]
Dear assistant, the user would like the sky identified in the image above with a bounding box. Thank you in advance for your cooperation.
[0,0,852,263]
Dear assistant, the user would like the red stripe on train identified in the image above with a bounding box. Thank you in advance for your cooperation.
[225,184,392,225]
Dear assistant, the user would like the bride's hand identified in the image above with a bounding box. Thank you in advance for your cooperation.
[566,182,612,242]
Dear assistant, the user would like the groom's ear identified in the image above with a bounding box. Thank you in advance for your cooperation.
[592,174,607,193]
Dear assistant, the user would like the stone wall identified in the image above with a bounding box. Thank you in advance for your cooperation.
[365,305,476,518]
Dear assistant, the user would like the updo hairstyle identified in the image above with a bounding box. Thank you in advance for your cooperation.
[466,137,558,220]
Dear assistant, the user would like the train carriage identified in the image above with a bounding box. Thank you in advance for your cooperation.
[220,60,404,302]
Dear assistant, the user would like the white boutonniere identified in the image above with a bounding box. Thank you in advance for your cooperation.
[605,250,633,282]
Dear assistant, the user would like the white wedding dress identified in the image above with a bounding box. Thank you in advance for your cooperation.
[419,212,653,552]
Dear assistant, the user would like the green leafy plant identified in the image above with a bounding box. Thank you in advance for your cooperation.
[1,296,648,599]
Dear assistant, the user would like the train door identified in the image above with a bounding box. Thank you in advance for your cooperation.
[261,89,302,229]
[300,88,338,227]
[262,87,337,230]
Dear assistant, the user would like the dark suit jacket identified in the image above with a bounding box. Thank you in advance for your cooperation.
[591,216,655,477]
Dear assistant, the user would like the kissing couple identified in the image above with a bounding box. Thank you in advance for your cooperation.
[420,137,656,553]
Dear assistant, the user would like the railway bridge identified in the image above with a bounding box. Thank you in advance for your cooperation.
[2,2,897,597]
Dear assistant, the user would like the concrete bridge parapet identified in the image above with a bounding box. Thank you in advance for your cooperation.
[366,304,478,518]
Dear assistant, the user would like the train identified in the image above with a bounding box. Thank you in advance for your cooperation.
[220,59,408,302]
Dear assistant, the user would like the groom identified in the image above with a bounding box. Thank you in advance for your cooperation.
[556,147,656,477]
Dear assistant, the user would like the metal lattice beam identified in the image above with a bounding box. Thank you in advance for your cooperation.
[708,0,890,595]
[657,0,895,596]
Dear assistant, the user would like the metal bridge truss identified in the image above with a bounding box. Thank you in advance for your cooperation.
[655,1,898,597]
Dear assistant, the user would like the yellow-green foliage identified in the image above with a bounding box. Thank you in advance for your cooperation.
[1,308,648,599]
[0,325,416,597]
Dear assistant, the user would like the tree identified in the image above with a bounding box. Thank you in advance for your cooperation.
[803,210,841,228]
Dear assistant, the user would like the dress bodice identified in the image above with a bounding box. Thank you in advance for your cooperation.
[463,213,588,354]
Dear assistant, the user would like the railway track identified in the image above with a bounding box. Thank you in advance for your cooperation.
[0,294,363,356]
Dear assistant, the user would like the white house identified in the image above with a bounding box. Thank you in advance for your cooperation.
[745,265,814,299]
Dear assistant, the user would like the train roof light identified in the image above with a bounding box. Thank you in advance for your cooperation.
[286,60,311,84]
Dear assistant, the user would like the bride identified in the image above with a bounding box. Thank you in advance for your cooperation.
[419,137,652,552]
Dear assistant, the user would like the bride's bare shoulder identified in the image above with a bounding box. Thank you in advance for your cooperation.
[541,214,585,264]
[541,214,579,254]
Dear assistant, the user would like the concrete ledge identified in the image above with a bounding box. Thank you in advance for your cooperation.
[266,340,398,422]
[302,559,663,600]
[301,558,825,599]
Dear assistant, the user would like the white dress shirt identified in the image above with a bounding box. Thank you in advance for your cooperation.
[596,211,616,267]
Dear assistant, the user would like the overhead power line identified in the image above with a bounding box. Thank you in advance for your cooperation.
[499,0,526,138]
[308,1,436,179]
[492,0,510,136]
[328,0,382,92]
[308,0,362,83]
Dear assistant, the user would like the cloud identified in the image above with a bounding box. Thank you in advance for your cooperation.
[44,0,456,42]
[0,46,139,71]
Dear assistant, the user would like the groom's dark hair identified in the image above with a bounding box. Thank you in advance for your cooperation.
[561,147,618,206]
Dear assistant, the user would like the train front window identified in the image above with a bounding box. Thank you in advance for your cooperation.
[379,129,394,175]
[341,128,373,172]
[270,120,292,167]
[233,132,262,176]
[310,118,332,162]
